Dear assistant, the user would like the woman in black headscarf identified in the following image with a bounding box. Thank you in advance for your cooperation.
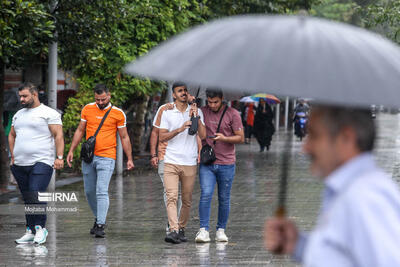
[254,98,275,152]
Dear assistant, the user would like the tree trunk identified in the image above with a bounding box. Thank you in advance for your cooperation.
[130,95,149,155]
[0,61,9,191]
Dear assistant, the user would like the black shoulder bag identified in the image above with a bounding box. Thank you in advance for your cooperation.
[81,105,113,163]
[200,105,228,165]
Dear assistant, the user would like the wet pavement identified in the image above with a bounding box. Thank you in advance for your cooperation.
[1,113,400,266]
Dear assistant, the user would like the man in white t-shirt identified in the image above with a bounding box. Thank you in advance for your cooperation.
[8,82,64,245]
[159,82,206,244]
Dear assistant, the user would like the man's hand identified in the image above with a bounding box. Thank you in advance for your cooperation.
[126,159,134,170]
[150,156,159,168]
[54,158,64,170]
[66,151,74,168]
[189,103,198,117]
[10,156,14,166]
[213,133,226,142]
[165,103,174,110]
[180,121,192,133]
[264,217,298,255]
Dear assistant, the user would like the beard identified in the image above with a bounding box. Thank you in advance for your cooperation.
[21,100,34,108]
[98,102,109,110]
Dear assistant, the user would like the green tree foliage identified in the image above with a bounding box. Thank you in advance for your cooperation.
[205,0,318,17]
[310,0,360,23]
[0,0,54,67]
[363,0,400,44]
[56,1,207,167]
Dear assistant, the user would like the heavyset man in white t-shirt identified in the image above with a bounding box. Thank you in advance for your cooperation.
[159,82,206,244]
[8,82,64,245]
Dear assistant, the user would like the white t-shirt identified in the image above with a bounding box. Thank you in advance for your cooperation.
[12,104,62,166]
[160,104,204,166]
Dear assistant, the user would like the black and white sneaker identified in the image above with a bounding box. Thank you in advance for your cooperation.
[178,228,187,242]
[94,224,106,238]
[165,231,181,244]
[90,219,97,235]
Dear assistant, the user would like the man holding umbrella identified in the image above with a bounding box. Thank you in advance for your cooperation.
[264,105,400,266]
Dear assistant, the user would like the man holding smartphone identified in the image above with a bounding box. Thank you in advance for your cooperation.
[195,88,244,243]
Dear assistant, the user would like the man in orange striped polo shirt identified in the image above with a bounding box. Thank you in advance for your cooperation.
[66,84,134,238]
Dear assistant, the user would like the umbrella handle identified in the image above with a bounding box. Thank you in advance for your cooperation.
[273,206,286,254]
[274,206,286,217]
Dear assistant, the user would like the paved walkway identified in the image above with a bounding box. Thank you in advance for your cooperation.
[0,113,399,266]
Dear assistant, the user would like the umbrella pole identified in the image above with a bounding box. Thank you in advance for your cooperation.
[275,131,292,217]
[273,132,292,254]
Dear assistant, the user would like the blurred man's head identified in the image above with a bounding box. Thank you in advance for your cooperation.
[94,84,111,110]
[259,98,266,106]
[18,82,39,108]
[303,105,375,178]
[172,82,188,104]
[206,88,223,112]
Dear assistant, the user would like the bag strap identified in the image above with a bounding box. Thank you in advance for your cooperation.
[213,105,228,145]
[94,104,113,137]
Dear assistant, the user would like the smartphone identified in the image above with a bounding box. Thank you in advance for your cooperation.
[207,135,216,138]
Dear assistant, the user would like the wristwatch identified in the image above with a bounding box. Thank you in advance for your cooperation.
[57,155,63,160]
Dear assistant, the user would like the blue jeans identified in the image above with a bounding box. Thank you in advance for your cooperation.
[199,164,235,231]
[82,156,115,225]
[11,162,53,233]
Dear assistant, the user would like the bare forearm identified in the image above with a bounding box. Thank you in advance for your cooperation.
[55,134,64,156]
[150,129,158,155]
[159,128,182,142]
[8,135,15,158]
[121,136,133,161]
[223,135,244,144]
[69,129,84,153]
[198,121,206,140]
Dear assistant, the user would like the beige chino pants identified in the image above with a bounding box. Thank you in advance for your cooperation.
[163,163,197,232]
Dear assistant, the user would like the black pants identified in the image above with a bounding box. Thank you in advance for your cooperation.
[11,162,53,232]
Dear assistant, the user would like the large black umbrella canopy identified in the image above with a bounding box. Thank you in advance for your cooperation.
[125,15,400,108]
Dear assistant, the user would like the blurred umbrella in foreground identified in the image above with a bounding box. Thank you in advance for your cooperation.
[125,15,400,217]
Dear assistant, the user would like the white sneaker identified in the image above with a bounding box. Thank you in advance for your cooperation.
[33,226,48,245]
[215,228,228,242]
[15,227,34,244]
[195,228,210,243]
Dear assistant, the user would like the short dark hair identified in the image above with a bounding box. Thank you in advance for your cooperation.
[172,82,186,92]
[314,105,375,152]
[206,88,223,99]
[94,84,109,94]
[19,82,38,94]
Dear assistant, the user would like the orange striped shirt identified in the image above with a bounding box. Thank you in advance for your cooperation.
[81,103,126,159]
